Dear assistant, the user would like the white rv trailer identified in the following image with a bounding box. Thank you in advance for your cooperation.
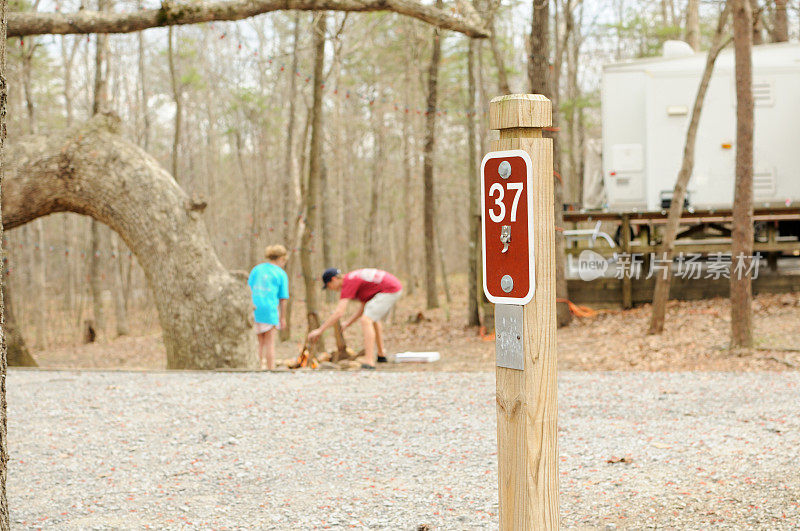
[602,41,800,212]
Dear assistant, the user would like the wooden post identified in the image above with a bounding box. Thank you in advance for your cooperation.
[767,222,778,272]
[490,94,559,529]
[621,213,632,309]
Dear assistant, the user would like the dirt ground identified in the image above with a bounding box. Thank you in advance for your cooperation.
[29,277,800,372]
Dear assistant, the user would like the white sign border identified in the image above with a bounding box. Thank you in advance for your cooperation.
[480,149,536,306]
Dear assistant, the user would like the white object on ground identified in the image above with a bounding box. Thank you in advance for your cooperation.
[393,351,441,363]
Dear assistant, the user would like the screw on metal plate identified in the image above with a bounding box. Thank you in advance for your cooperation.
[500,225,511,253]
[498,161,512,179]
[501,274,514,293]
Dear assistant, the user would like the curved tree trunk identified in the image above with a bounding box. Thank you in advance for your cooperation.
[7,0,489,38]
[3,114,257,369]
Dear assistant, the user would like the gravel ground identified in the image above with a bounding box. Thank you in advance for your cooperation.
[8,370,800,529]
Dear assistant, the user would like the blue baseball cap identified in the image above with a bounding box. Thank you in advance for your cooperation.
[322,268,341,289]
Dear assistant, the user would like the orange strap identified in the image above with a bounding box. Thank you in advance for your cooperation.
[557,298,597,318]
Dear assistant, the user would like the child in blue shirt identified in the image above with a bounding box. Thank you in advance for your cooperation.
[248,244,289,370]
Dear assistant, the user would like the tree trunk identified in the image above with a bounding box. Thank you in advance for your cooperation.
[0,0,11,522]
[422,0,443,310]
[436,223,452,304]
[466,38,480,326]
[475,36,495,333]
[731,0,754,348]
[89,0,109,338]
[300,12,327,317]
[21,38,35,134]
[33,218,46,347]
[563,0,583,205]
[773,0,788,42]
[279,13,303,342]
[111,235,130,336]
[62,214,75,315]
[320,159,333,268]
[685,0,701,50]
[401,34,415,295]
[529,0,572,327]
[486,2,511,95]
[60,36,78,318]
[365,104,384,263]
[60,35,79,128]
[168,26,181,182]
[137,15,150,150]
[3,115,257,369]
[282,12,300,247]
[3,282,37,367]
[751,0,764,45]
[89,220,106,336]
[649,4,731,334]
[92,1,108,115]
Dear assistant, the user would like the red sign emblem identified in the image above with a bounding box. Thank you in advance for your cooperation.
[481,150,535,305]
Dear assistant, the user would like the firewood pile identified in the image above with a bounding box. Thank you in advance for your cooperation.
[277,315,363,370]
[277,346,361,370]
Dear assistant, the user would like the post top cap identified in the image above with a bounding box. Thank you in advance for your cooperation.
[489,94,552,129]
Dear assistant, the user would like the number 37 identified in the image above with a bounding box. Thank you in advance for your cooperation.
[488,182,523,223]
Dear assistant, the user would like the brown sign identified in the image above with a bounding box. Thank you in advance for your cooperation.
[481,150,535,305]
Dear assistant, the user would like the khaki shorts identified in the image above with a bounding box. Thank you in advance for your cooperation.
[254,322,276,334]
[364,290,402,322]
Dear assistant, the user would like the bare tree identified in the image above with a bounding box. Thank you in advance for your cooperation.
[365,102,384,262]
[485,0,511,94]
[648,3,731,334]
[20,35,36,134]
[280,13,303,342]
[422,0,444,310]
[466,38,480,326]
[685,0,701,50]
[300,12,327,316]
[529,0,572,327]
[731,0,754,348]
[136,5,150,150]
[168,26,182,181]
[400,20,420,295]
[751,0,764,45]
[89,0,110,337]
[283,12,301,248]
[773,0,789,42]
[475,32,495,333]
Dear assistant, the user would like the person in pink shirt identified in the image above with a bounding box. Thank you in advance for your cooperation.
[307,268,402,369]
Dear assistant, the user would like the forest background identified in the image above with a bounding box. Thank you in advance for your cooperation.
[5,0,799,355]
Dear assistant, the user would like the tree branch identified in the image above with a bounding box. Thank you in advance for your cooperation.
[8,0,490,38]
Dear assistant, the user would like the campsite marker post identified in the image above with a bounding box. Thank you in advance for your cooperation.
[482,94,559,529]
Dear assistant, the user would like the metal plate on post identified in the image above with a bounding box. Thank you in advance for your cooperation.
[495,304,524,370]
